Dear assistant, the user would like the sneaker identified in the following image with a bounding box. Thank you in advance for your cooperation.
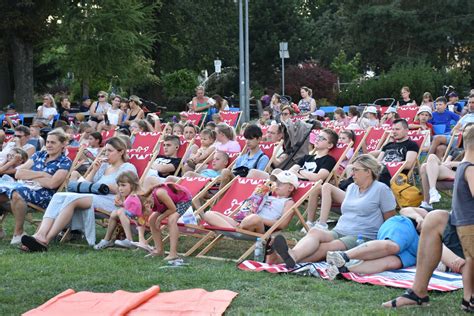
[114,239,135,249]
[435,261,447,272]
[326,264,340,280]
[420,201,433,211]
[300,221,314,233]
[313,221,329,231]
[10,233,25,245]
[326,251,348,268]
[93,239,114,250]
[429,188,441,204]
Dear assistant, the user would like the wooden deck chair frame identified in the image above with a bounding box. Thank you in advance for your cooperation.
[442,130,463,162]
[193,180,321,262]
[264,140,283,172]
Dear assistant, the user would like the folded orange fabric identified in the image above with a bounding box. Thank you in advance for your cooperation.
[23,286,238,316]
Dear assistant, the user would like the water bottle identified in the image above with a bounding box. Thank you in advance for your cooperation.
[356,234,364,246]
[254,238,264,262]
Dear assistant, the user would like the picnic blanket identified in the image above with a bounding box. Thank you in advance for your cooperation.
[238,260,463,292]
[23,286,238,316]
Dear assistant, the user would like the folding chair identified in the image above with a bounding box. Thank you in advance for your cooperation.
[235,135,247,151]
[385,161,407,183]
[192,178,320,262]
[291,115,307,123]
[326,142,352,184]
[186,112,205,129]
[260,125,270,136]
[100,130,116,146]
[397,106,419,124]
[131,132,162,153]
[363,126,388,153]
[219,111,241,127]
[442,131,463,162]
[347,129,369,164]
[196,151,240,173]
[157,136,191,176]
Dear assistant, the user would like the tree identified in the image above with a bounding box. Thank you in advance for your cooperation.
[50,0,159,97]
[0,0,61,111]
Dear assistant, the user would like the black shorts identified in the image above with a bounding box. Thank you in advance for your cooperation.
[443,215,464,259]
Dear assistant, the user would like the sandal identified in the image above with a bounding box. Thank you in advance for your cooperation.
[461,297,474,312]
[272,235,296,269]
[21,235,48,252]
[390,289,429,308]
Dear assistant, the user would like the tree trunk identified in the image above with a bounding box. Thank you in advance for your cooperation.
[0,59,13,108]
[11,35,34,112]
[82,79,90,98]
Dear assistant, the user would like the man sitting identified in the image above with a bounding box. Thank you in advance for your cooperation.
[146,135,181,183]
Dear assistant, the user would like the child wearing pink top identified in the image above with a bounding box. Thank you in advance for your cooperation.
[144,182,192,260]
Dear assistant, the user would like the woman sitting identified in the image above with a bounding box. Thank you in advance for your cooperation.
[20,137,137,251]
[0,128,72,245]
[35,94,58,127]
[269,154,397,268]
[203,170,297,233]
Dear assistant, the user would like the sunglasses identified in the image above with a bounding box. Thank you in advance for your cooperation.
[98,95,106,98]
[352,167,368,172]
[14,134,24,138]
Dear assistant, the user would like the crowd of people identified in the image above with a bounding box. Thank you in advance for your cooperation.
[0,84,473,311]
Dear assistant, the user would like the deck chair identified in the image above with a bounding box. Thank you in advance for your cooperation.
[442,131,463,162]
[398,106,419,124]
[100,130,116,146]
[186,112,205,129]
[192,179,320,262]
[291,115,307,123]
[260,125,270,136]
[235,135,247,151]
[363,126,388,153]
[347,129,369,164]
[326,142,353,184]
[131,131,162,152]
[220,111,241,127]
[385,161,407,182]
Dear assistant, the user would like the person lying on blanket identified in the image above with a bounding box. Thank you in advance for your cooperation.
[324,207,465,280]
[202,170,296,233]
[268,154,397,268]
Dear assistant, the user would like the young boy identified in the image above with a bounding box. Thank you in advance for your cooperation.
[289,128,338,229]
[451,126,474,312]
[3,104,21,130]
[428,96,460,158]
[147,135,181,180]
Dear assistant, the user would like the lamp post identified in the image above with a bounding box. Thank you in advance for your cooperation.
[238,0,246,119]
[279,42,289,96]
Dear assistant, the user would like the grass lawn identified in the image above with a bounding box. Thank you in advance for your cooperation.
[0,193,464,315]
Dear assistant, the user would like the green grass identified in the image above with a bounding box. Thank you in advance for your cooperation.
[0,203,464,316]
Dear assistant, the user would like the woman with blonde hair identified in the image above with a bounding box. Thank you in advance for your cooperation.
[35,94,58,127]
[20,137,137,251]
[89,91,111,129]
[298,86,317,115]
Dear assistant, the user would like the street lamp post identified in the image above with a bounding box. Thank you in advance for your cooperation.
[238,0,246,120]
[279,42,289,96]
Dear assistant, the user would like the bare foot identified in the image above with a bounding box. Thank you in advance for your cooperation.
[145,250,164,258]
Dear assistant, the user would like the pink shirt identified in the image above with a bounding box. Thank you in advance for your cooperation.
[152,183,192,213]
[215,140,241,153]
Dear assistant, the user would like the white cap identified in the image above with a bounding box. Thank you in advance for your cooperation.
[270,170,299,188]
[417,106,432,117]
[365,106,377,114]
[385,107,397,114]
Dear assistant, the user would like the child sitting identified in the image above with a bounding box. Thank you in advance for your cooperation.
[183,128,216,172]
[203,170,297,233]
[186,151,229,179]
[94,171,151,251]
[172,123,184,136]
[0,148,28,177]
[337,130,355,175]
[380,107,399,126]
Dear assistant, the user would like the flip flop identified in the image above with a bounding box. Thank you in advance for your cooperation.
[21,235,48,252]
[272,235,296,268]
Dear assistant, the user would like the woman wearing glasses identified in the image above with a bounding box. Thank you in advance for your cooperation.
[279,105,293,123]
[35,94,58,127]
[88,91,111,129]
[269,154,397,268]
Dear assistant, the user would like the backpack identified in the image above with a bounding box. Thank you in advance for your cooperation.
[390,173,423,207]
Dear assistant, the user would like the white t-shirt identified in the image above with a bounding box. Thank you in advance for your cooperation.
[38,106,58,125]
[333,180,396,240]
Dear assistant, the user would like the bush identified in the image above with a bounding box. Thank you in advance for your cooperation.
[162,69,198,98]
[284,62,338,103]
[336,63,471,105]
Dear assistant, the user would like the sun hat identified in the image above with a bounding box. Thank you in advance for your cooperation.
[365,105,377,114]
[270,170,299,188]
[417,105,432,117]
[129,95,143,105]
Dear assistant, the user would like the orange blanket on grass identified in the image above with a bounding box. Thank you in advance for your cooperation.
[23,286,238,316]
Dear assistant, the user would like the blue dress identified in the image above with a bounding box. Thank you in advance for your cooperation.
[0,151,72,208]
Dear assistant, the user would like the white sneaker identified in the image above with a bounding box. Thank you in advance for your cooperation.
[429,188,441,204]
[10,233,25,245]
[326,251,348,268]
[300,221,315,233]
[435,261,447,272]
[420,201,433,210]
[114,239,135,249]
[325,264,340,280]
[313,221,329,231]
[93,239,114,250]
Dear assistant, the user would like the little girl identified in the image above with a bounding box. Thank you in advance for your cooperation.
[172,123,184,136]
[143,182,192,260]
[183,128,216,172]
[94,171,151,251]
[380,107,399,126]
[337,130,355,175]
[0,148,28,177]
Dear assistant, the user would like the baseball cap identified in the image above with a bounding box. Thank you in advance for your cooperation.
[7,103,15,110]
[417,105,432,117]
[365,105,377,114]
[448,92,458,98]
[123,195,143,217]
[270,170,299,188]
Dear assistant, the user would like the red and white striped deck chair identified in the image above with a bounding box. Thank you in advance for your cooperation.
[347,129,368,164]
[363,126,388,153]
[192,179,320,262]
[259,125,270,136]
[291,115,307,123]
[220,111,241,127]
[65,146,80,162]
[321,120,335,128]
[186,112,204,128]
[100,130,116,146]
[72,133,82,143]
[131,132,162,153]
[398,106,419,124]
